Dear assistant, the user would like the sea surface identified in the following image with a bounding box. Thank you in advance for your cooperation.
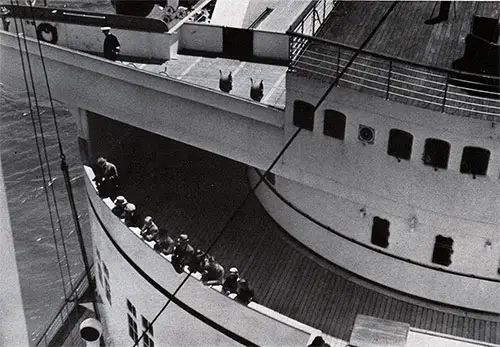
[0,0,113,344]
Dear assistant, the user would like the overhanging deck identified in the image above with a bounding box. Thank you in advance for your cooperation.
[89,113,500,344]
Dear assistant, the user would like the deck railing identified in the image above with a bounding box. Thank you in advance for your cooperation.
[34,266,94,347]
[288,31,500,121]
[289,0,339,37]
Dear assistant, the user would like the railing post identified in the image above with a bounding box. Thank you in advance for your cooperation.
[323,0,326,20]
[441,73,449,113]
[312,10,315,34]
[336,46,341,77]
[386,60,393,100]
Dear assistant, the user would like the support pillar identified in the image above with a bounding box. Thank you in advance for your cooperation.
[0,154,30,346]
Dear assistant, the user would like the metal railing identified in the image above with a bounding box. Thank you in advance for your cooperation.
[289,0,338,37]
[35,266,94,347]
[288,32,500,121]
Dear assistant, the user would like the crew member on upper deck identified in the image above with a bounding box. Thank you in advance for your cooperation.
[102,27,120,61]
[93,157,119,198]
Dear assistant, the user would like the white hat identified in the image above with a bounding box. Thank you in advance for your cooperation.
[144,216,152,223]
[101,26,111,31]
[229,267,238,274]
[124,203,136,212]
[114,196,126,205]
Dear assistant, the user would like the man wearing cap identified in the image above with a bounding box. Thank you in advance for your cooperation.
[123,203,141,227]
[93,157,119,198]
[154,228,175,255]
[201,255,225,286]
[112,196,127,217]
[102,27,120,61]
[140,216,159,242]
[222,267,239,295]
[171,234,195,274]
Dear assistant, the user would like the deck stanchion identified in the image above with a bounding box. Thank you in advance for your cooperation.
[386,60,393,100]
[441,73,449,113]
[336,47,341,77]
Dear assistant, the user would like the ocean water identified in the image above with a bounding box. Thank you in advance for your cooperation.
[0,0,113,344]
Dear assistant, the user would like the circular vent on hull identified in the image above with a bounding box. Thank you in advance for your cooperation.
[358,125,375,144]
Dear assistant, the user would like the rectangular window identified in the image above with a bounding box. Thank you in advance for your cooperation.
[323,109,346,140]
[387,129,413,160]
[128,314,138,343]
[293,100,315,131]
[142,315,154,347]
[460,146,490,176]
[371,217,390,248]
[423,138,450,169]
[432,235,453,266]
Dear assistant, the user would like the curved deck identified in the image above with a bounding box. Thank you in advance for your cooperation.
[88,113,500,344]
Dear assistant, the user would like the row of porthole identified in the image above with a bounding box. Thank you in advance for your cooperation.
[293,100,492,177]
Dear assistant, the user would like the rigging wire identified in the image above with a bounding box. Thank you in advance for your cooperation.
[26,1,99,316]
[15,0,77,299]
[133,2,399,345]
[9,0,70,301]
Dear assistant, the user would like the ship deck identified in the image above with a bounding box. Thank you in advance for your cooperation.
[319,1,499,71]
[90,114,500,344]
[127,55,288,110]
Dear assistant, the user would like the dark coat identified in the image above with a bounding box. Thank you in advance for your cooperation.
[103,33,120,61]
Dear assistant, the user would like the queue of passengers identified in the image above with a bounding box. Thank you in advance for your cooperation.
[93,157,254,305]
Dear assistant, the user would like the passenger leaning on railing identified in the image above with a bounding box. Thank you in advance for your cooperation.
[201,255,225,285]
[154,228,175,255]
[222,267,240,295]
[140,216,159,242]
[112,196,127,217]
[93,157,119,198]
[172,234,195,274]
[235,279,254,305]
[189,249,208,274]
[123,203,141,227]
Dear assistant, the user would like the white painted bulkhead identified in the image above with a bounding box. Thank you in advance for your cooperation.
[246,73,500,313]
[85,170,312,347]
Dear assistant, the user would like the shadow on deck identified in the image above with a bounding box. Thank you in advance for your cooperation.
[87,112,500,344]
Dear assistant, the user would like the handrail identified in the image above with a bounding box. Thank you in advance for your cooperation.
[288,30,500,82]
[288,0,319,33]
[288,32,500,120]
[34,265,95,347]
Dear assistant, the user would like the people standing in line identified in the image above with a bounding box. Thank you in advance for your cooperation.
[154,228,176,255]
[189,249,207,274]
[222,267,239,295]
[201,256,225,285]
[235,279,254,305]
[93,157,119,198]
[171,234,195,274]
[112,196,127,217]
[123,203,141,227]
[140,216,159,242]
[102,27,120,61]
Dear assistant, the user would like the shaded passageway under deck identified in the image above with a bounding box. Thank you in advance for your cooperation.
[87,113,500,343]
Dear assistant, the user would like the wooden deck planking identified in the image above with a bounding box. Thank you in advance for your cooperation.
[318,1,499,70]
[90,117,500,344]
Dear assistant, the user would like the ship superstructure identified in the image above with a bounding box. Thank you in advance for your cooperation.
[1,0,499,346]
